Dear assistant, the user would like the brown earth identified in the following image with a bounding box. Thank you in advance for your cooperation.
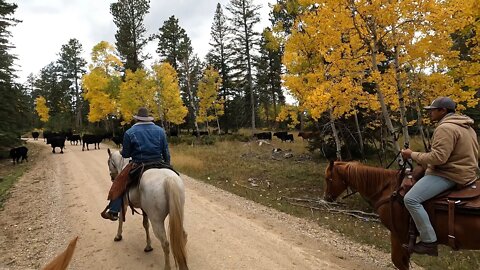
[0,139,421,270]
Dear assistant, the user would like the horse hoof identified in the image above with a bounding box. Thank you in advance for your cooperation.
[144,246,153,252]
[114,235,122,241]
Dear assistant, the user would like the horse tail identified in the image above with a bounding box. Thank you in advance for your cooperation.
[165,176,188,270]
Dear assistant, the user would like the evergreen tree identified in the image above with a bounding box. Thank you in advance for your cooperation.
[155,15,190,70]
[255,28,284,127]
[226,0,261,129]
[206,3,233,131]
[57,38,87,130]
[34,62,73,131]
[0,1,29,146]
[110,0,150,72]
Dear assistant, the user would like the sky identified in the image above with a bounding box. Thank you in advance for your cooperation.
[11,0,275,84]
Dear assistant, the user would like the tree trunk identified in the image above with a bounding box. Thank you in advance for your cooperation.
[371,44,401,155]
[184,58,200,135]
[413,90,429,151]
[393,27,410,147]
[329,108,342,161]
[353,108,365,159]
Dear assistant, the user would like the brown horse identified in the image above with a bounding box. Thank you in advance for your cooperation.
[324,161,480,270]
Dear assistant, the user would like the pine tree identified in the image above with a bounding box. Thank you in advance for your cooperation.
[57,38,87,130]
[110,0,150,72]
[206,3,233,131]
[0,0,25,146]
[255,28,284,127]
[155,15,190,71]
[226,0,261,130]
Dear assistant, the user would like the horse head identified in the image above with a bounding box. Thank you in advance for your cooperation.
[107,148,130,181]
[324,160,350,202]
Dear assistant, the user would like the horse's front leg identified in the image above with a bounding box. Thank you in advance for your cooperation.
[391,233,411,270]
[114,209,124,241]
[142,211,153,252]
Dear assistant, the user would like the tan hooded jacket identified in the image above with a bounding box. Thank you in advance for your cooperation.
[411,114,479,185]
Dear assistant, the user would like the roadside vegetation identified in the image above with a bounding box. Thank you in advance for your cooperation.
[0,142,40,209]
[170,133,480,270]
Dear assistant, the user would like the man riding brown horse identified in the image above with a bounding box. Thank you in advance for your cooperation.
[401,96,479,256]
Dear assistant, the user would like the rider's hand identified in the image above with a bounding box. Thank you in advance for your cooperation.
[401,149,413,159]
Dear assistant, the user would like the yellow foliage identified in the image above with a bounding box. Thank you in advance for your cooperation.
[118,69,157,123]
[35,96,49,122]
[152,62,188,125]
[83,41,123,123]
[197,67,224,124]
[281,0,479,125]
[276,104,300,129]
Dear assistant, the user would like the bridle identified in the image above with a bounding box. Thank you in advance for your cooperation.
[326,162,358,200]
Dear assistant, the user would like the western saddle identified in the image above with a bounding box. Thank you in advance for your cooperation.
[399,170,480,250]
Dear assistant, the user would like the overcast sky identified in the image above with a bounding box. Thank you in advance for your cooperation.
[11,0,275,83]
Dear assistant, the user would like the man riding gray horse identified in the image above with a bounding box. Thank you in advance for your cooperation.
[101,107,171,221]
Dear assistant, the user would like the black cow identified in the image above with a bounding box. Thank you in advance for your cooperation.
[82,134,103,151]
[274,132,294,142]
[111,135,123,148]
[47,136,66,154]
[32,132,39,140]
[67,134,81,145]
[192,131,209,137]
[169,129,179,137]
[273,131,288,139]
[9,146,28,164]
[253,132,272,140]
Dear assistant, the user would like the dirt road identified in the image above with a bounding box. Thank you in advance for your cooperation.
[0,140,400,269]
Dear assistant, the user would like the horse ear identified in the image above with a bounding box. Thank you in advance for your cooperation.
[107,148,111,157]
[329,159,335,167]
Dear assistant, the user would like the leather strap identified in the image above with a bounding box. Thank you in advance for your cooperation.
[448,199,457,250]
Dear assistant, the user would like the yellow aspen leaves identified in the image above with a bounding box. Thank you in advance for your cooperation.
[83,41,123,123]
[118,68,156,122]
[35,96,49,122]
[197,67,224,124]
[152,62,188,125]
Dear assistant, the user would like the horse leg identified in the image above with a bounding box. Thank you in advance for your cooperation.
[142,212,153,252]
[391,234,410,270]
[114,209,124,242]
[151,219,171,270]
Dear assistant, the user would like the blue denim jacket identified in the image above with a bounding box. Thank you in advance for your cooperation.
[121,122,170,164]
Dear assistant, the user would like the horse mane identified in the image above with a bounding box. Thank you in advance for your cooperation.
[340,162,399,193]
[111,150,131,170]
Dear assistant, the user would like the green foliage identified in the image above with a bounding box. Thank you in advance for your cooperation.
[155,15,191,70]
[226,0,262,129]
[206,3,234,131]
[110,0,150,72]
[57,38,87,129]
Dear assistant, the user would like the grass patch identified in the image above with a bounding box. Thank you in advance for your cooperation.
[170,136,480,270]
[0,142,39,209]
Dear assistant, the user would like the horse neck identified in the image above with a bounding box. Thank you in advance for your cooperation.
[339,163,397,203]
[115,153,130,170]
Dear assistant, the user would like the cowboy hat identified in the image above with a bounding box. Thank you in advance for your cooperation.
[133,107,154,121]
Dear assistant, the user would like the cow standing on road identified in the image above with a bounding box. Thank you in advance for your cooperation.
[47,136,66,154]
[32,132,39,140]
[9,146,28,164]
[82,134,103,151]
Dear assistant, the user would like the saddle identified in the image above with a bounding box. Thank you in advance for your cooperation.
[400,175,480,250]
[108,161,180,221]
[108,161,179,201]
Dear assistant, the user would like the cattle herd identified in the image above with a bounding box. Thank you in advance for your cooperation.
[7,129,322,165]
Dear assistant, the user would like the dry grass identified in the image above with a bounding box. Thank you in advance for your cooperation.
[170,135,480,270]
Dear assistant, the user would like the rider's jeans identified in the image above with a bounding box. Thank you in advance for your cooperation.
[109,197,122,213]
[404,174,456,243]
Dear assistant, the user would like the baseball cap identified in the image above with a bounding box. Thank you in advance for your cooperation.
[424,97,456,110]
